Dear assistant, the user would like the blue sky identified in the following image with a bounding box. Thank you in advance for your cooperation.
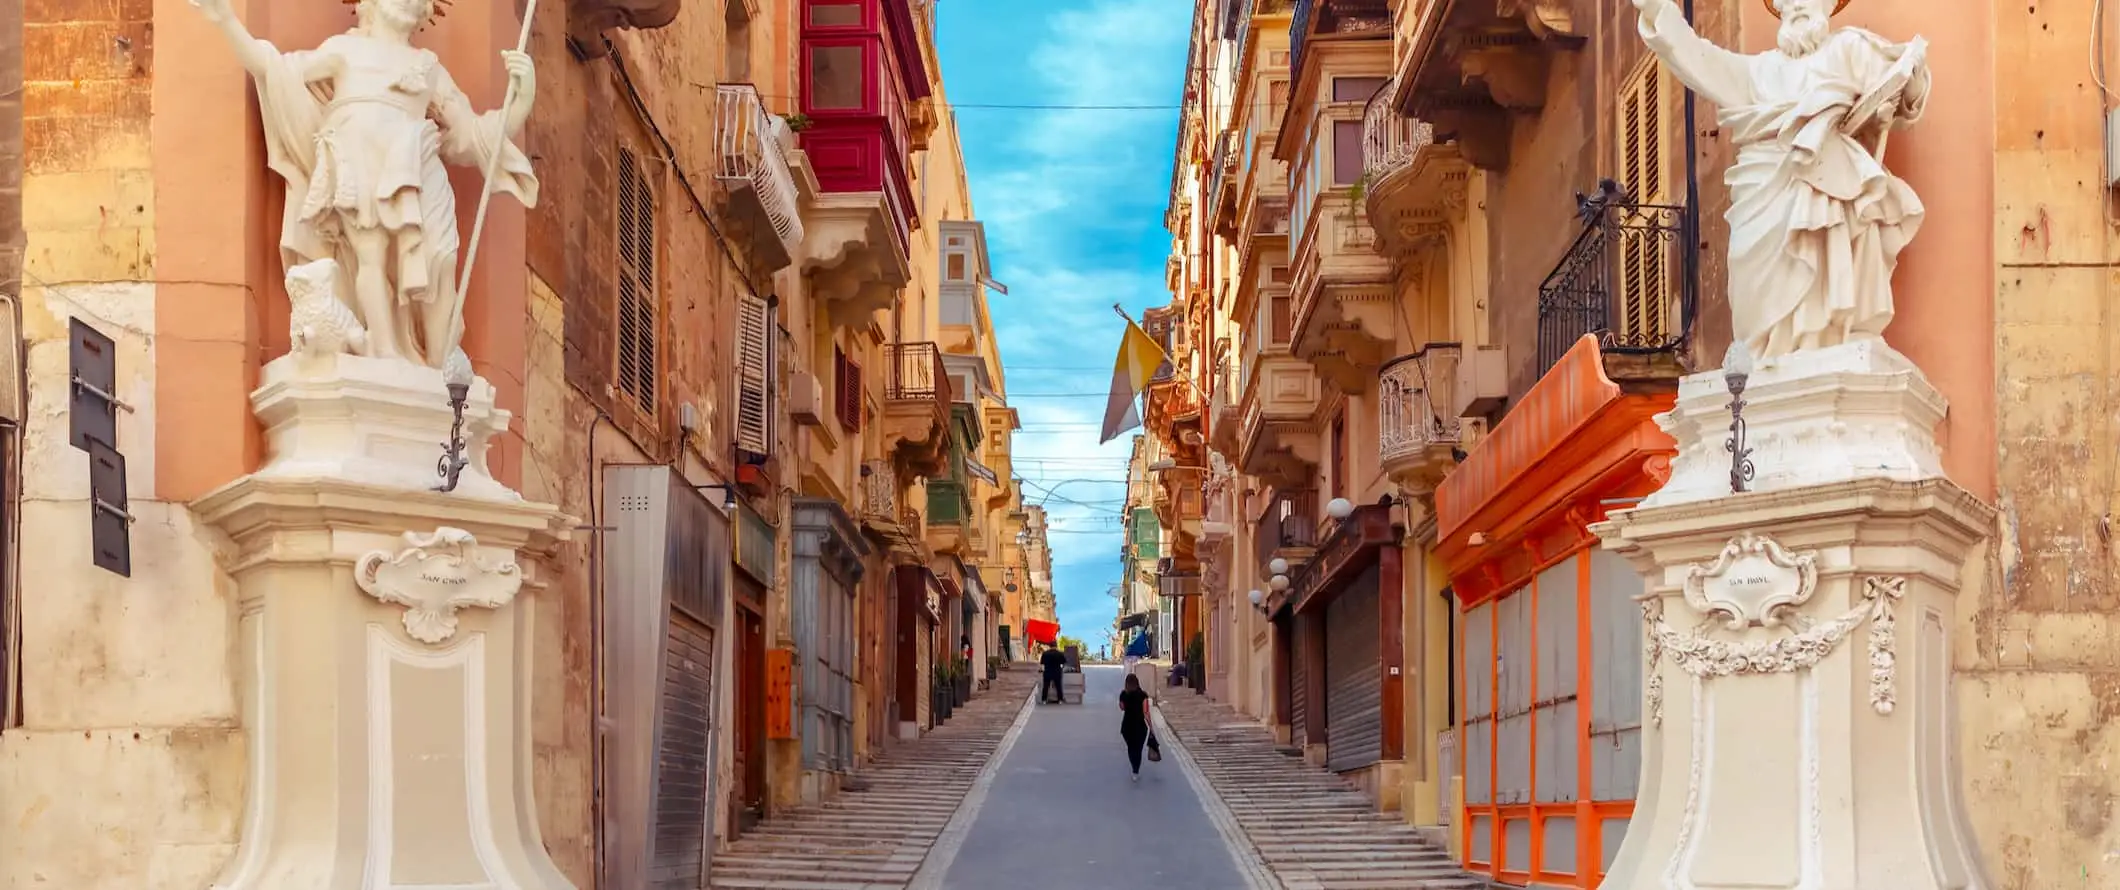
[936,0,1191,652]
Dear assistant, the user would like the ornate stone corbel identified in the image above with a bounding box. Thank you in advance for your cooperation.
[356,527,525,644]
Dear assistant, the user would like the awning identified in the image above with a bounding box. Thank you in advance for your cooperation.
[966,458,1000,486]
[1024,619,1060,645]
[1119,612,1149,630]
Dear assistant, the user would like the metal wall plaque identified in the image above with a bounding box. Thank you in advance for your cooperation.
[68,318,118,452]
[87,440,130,577]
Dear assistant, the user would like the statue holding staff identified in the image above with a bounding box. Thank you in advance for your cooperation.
[189,0,540,369]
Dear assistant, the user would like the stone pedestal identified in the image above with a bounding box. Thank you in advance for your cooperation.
[1592,346,1994,890]
[194,356,576,889]
[1642,340,1946,510]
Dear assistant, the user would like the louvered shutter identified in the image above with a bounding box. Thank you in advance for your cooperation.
[1616,60,1673,346]
[616,146,659,410]
[735,294,770,455]
[843,357,863,434]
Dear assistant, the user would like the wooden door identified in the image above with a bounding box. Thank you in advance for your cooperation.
[735,604,766,820]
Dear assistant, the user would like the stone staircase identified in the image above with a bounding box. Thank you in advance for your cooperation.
[707,669,1037,889]
[1155,691,1486,890]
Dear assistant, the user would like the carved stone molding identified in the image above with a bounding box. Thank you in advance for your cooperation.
[1866,576,1906,714]
[1681,532,1820,629]
[356,527,525,644]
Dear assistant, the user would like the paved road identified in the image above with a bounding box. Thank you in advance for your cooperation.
[937,665,1249,890]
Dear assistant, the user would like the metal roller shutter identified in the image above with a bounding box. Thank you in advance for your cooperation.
[1291,635,1309,746]
[648,614,716,889]
[1325,577,1383,773]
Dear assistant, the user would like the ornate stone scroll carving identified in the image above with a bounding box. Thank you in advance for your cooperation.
[356,527,524,644]
[1866,575,1906,714]
[1682,531,1820,629]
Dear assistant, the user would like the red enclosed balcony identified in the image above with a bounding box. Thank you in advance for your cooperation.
[797,0,929,328]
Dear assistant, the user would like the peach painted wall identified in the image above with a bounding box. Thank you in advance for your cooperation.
[1737,0,1998,499]
[154,0,529,502]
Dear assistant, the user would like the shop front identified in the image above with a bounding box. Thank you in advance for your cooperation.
[790,499,869,798]
[1432,338,1674,888]
[893,564,945,738]
[1274,503,1404,798]
[729,497,777,834]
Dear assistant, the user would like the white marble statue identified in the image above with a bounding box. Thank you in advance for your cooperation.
[1634,0,1930,361]
[190,0,539,369]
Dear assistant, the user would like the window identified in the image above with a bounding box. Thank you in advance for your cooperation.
[1617,59,1675,346]
[1332,76,1388,103]
[735,294,772,454]
[1329,412,1346,500]
[1270,293,1292,345]
[807,44,866,110]
[724,0,752,82]
[946,252,966,281]
[833,345,863,433]
[808,1,861,26]
[1267,80,1289,114]
[1332,119,1365,185]
[615,144,659,411]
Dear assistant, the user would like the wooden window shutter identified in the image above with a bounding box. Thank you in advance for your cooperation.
[1616,59,1674,347]
[735,294,771,454]
[834,345,862,433]
[615,145,659,411]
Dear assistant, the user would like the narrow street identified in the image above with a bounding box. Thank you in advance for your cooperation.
[929,665,1265,890]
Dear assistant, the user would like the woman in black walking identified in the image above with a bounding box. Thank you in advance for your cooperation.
[1118,673,1160,780]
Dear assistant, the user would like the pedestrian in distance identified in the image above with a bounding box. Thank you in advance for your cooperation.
[1039,644,1067,704]
[1118,673,1161,780]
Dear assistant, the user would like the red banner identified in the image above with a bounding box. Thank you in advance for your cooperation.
[1023,619,1059,645]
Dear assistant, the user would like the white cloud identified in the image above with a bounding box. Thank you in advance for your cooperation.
[956,0,1189,645]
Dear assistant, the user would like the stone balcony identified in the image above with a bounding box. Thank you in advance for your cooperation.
[1360,78,1471,259]
[1236,352,1322,488]
[1389,0,1582,170]
[1378,344,1464,496]
[561,0,681,55]
[795,161,912,332]
[712,84,806,276]
[858,459,922,558]
[1286,188,1394,394]
[882,342,952,479]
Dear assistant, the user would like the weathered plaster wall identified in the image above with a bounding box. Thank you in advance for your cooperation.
[520,0,769,870]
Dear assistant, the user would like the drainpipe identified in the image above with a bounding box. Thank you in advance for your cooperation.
[1680,0,1703,355]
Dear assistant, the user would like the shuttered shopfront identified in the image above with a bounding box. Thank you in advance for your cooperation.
[1268,504,1403,774]
[649,613,716,888]
[1324,568,1383,772]
[791,498,872,773]
[1458,549,1644,885]
[1432,337,1673,888]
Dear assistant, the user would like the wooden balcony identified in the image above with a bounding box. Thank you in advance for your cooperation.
[1360,77,1471,259]
[882,342,952,478]
[713,85,806,275]
[1389,0,1582,170]
[1378,345,1465,496]
[924,479,971,555]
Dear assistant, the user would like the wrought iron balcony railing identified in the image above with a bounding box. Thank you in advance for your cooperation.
[859,459,899,524]
[1361,76,1433,187]
[1535,179,1693,375]
[713,85,805,258]
[1378,344,1462,462]
[1289,0,1391,76]
[1254,488,1318,565]
[885,342,951,403]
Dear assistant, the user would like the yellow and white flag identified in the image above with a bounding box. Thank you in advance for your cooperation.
[1099,318,1171,444]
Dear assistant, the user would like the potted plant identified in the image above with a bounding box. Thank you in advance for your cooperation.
[987,654,1004,680]
[780,112,814,133]
[932,662,952,721]
[953,656,973,706]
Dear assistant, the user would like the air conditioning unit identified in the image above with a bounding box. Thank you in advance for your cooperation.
[1454,344,1508,418]
[789,370,825,426]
